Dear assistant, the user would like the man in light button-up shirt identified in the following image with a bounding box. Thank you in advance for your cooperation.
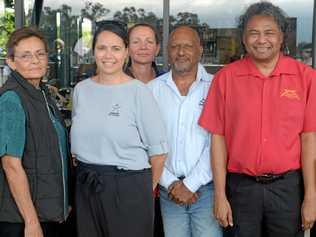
[148,26,222,237]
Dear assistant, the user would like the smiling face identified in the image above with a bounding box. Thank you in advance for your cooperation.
[94,31,128,76]
[243,15,283,64]
[168,27,203,75]
[6,36,48,82]
[128,26,160,65]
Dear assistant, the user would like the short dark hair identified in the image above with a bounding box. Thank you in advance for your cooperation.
[92,20,128,52]
[128,23,160,45]
[238,1,288,38]
[6,26,48,58]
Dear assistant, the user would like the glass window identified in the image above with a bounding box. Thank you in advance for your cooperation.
[38,0,163,87]
[0,0,14,85]
[170,0,313,71]
[24,0,34,25]
[0,0,15,58]
[0,0,34,85]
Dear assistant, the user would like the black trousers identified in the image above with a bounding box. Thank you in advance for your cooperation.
[75,162,154,237]
[0,222,61,237]
[154,197,164,237]
[224,171,304,237]
[312,226,316,237]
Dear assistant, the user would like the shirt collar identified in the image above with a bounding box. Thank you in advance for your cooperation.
[236,54,297,78]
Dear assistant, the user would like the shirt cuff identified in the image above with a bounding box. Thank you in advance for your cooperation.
[0,152,22,159]
[183,176,203,193]
[148,141,168,157]
[159,169,178,190]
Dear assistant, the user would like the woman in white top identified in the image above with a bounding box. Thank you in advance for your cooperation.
[71,21,168,237]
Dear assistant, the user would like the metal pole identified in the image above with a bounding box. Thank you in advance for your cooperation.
[31,0,44,26]
[163,0,169,71]
[14,0,24,29]
[312,0,316,68]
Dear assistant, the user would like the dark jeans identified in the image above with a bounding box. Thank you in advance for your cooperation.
[224,170,304,237]
[75,162,154,237]
[0,222,61,237]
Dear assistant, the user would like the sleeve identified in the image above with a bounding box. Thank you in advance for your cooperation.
[303,68,316,132]
[159,167,179,190]
[136,85,168,157]
[198,70,226,135]
[183,134,212,192]
[0,91,26,158]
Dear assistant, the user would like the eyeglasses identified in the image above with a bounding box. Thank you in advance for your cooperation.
[14,50,48,62]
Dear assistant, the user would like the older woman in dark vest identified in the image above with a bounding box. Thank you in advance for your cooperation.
[0,27,70,237]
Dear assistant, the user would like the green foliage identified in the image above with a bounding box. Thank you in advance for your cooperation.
[112,7,201,28]
[113,7,160,25]
[4,0,14,8]
[176,12,200,25]
[0,10,15,57]
[81,1,110,21]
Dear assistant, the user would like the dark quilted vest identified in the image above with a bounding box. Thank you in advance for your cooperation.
[0,71,66,222]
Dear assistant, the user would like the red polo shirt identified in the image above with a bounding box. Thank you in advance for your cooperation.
[199,54,316,176]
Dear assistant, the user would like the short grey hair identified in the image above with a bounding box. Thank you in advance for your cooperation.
[238,1,288,37]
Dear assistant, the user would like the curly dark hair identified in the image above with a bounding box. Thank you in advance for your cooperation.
[238,1,288,50]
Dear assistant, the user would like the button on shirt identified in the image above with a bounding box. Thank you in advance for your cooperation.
[148,64,213,192]
[199,55,316,176]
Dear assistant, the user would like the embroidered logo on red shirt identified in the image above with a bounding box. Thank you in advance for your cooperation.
[280,89,300,100]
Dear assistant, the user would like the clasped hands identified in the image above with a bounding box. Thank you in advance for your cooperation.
[168,180,198,205]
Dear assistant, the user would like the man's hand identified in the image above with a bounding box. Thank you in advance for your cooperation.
[168,181,198,205]
[214,194,233,227]
[25,222,44,237]
[301,196,316,230]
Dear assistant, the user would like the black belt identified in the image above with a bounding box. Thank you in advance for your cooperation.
[228,170,300,184]
[254,173,284,183]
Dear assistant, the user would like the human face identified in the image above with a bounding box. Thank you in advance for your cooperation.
[168,27,202,74]
[94,31,128,76]
[243,15,283,64]
[6,36,48,82]
[128,26,160,65]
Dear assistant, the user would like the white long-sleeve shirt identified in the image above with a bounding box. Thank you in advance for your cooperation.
[148,64,213,192]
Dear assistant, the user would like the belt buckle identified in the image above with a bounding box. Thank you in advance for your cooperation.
[178,176,185,181]
[255,174,275,184]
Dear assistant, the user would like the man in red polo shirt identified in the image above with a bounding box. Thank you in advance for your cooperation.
[199,2,316,237]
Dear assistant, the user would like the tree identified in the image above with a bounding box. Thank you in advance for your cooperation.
[113,7,160,26]
[0,10,14,56]
[113,7,137,23]
[81,1,110,22]
[176,12,200,25]
[4,0,14,8]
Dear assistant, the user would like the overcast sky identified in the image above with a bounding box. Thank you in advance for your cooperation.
[40,0,314,43]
